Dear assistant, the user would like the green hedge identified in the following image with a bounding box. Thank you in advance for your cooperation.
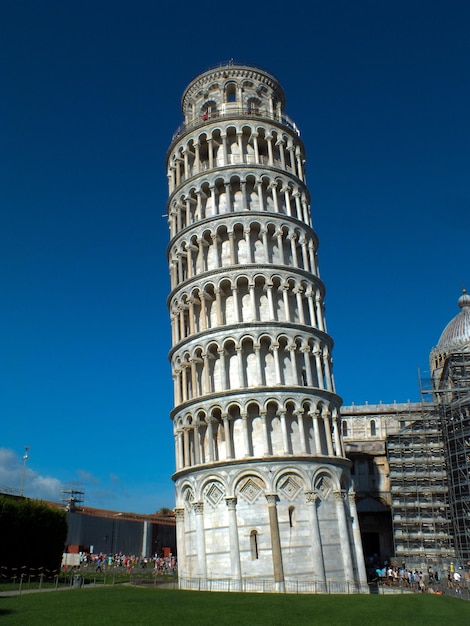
[0,496,67,576]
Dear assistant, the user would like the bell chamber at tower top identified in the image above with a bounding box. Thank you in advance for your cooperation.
[166,64,306,212]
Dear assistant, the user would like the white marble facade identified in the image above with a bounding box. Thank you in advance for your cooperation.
[166,63,367,590]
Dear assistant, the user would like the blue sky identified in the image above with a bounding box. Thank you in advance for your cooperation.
[1,1,469,513]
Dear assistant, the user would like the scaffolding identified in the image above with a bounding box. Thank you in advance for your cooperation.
[386,407,455,567]
[61,483,85,512]
[434,351,470,562]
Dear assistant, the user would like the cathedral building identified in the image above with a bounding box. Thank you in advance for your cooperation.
[342,290,470,572]
[166,62,367,592]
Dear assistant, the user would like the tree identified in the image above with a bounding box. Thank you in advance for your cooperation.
[0,496,67,576]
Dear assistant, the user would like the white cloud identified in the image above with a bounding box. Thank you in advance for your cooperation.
[0,447,62,502]
[77,469,101,484]
[0,448,174,514]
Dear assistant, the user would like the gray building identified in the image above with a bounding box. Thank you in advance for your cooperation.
[65,506,176,557]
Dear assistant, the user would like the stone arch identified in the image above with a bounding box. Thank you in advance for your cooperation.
[266,399,281,455]
[219,276,233,325]
[247,96,262,115]
[258,333,275,387]
[201,99,218,119]
[240,334,256,387]
[249,273,267,322]
[274,468,308,505]
[247,400,262,457]
[223,338,239,390]
[283,399,300,454]
[276,333,291,386]
[201,476,227,509]
[205,404,223,462]
[236,274,252,323]
[206,341,220,392]
[181,484,196,511]
[224,81,238,103]
[203,281,217,328]
[245,174,258,211]
[233,471,267,503]
[226,401,243,459]
[312,469,337,501]
[194,409,208,463]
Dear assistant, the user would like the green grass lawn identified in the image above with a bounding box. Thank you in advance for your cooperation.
[0,586,469,626]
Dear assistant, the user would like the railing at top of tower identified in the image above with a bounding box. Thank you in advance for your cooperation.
[171,107,301,143]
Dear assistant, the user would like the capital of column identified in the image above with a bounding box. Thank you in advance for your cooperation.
[193,501,204,515]
[225,497,238,510]
[333,490,346,504]
[265,494,278,507]
[348,491,357,505]
[174,507,185,521]
[304,491,319,506]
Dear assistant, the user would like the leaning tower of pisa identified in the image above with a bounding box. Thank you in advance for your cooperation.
[166,62,367,592]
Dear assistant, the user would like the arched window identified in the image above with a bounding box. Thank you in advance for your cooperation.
[288,505,295,528]
[202,101,218,120]
[342,420,348,437]
[226,83,237,103]
[250,530,259,559]
[370,420,376,437]
[247,97,261,114]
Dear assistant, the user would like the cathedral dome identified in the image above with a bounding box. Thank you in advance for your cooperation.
[436,289,470,352]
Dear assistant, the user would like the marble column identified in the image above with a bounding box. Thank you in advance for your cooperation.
[193,502,207,578]
[226,497,242,584]
[334,490,354,581]
[266,494,285,592]
[348,491,368,584]
[174,508,186,578]
[305,492,326,588]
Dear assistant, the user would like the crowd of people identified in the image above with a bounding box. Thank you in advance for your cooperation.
[68,552,177,574]
[375,562,468,594]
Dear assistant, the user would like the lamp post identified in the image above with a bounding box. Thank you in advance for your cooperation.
[20,446,29,497]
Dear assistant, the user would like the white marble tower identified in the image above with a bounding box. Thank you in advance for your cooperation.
[166,62,367,592]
